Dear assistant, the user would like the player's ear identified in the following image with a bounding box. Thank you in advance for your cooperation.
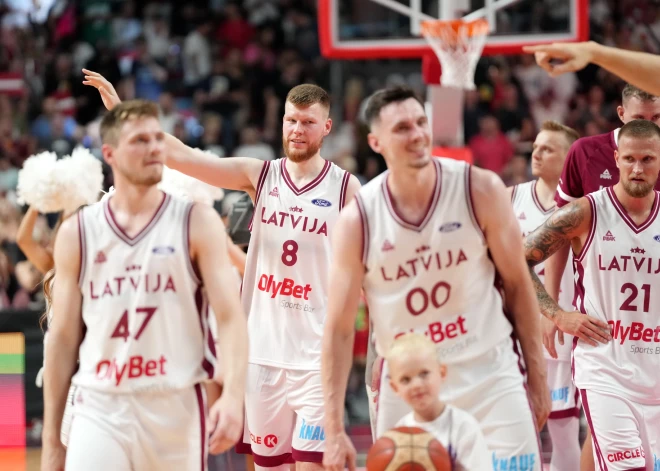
[614,150,620,169]
[439,364,447,379]
[368,133,381,154]
[101,143,114,166]
[617,105,625,124]
[324,117,332,136]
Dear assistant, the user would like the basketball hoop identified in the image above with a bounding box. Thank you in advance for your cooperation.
[421,18,489,90]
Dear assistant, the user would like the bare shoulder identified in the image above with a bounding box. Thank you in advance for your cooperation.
[189,203,225,236]
[470,165,506,197]
[53,211,81,271]
[468,166,510,227]
[334,199,364,255]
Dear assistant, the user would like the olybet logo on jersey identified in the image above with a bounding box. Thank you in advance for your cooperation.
[257,273,316,312]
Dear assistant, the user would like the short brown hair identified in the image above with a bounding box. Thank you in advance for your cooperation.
[618,119,660,141]
[286,84,330,111]
[364,86,425,127]
[100,99,160,145]
[622,83,658,103]
[541,120,580,148]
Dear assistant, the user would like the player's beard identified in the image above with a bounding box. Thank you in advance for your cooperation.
[622,178,654,198]
[283,135,323,163]
[116,164,163,187]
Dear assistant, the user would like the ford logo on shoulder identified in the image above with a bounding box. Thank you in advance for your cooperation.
[152,246,175,254]
[312,199,332,207]
[654,235,660,243]
[439,222,462,233]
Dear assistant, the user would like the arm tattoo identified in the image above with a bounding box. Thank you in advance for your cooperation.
[528,267,561,320]
[524,201,586,268]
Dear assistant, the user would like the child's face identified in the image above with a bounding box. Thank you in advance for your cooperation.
[389,350,446,411]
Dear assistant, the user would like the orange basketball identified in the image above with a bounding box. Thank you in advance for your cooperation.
[366,426,452,471]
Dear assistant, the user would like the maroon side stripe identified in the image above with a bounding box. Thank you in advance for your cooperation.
[580,390,608,471]
[194,384,207,471]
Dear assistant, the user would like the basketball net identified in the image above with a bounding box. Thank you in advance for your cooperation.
[421,18,489,90]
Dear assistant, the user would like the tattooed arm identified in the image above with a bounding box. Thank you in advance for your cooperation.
[524,198,611,349]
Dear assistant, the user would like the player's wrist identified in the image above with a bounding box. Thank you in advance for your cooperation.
[586,41,606,66]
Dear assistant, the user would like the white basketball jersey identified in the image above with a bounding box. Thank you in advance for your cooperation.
[243,158,350,369]
[358,158,513,362]
[573,187,660,404]
[512,180,575,361]
[73,193,215,393]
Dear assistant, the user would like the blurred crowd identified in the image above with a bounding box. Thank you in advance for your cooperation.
[0,0,658,354]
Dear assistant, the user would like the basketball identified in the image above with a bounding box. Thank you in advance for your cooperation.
[366,427,452,471]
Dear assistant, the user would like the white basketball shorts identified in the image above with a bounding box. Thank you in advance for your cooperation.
[238,363,325,467]
[60,384,76,447]
[547,359,580,419]
[65,384,208,471]
[581,389,660,471]
[376,337,542,471]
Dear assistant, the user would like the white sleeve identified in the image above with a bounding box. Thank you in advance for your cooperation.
[452,415,492,471]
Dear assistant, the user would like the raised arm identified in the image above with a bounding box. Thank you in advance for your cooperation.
[471,166,549,430]
[524,198,611,347]
[16,206,54,275]
[82,69,264,197]
[42,215,83,471]
[322,201,365,471]
[524,41,660,96]
[189,204,248,454]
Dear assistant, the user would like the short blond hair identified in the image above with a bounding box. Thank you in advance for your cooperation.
[540,120,580,148]
[385,333,437,363]
[100,99,160,145]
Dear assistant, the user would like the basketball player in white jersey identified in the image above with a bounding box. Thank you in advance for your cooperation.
[509,121,582,471]
[322,86,549,471]
[41,100,248,471]
[525,119,660,470]
[81,71,362,470]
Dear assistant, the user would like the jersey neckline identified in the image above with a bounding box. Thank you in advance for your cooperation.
[280,158,331,196]
[380,159,442,233]
[606,186,660,234]
[103,192,171,246]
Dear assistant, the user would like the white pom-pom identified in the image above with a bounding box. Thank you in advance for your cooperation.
[158,153,224,206]
[16,147,104,214]
[17,151,63,213]
[57,147,104,213]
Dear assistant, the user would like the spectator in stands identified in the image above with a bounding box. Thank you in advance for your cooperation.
[469,114,514,176]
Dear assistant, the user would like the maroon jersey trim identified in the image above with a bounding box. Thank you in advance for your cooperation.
[575,195,597,263]
[249,161,272,232]
[183,202,202,285]
[355,194,370,268]
[380,159,442,233]
[280,158,331,196]
[77,210,86,289]
[103,192,170,246]
[531,180,555,215]
[339,170,350,210]
[464,164,485,244]
[510,183,518,204]
[606,186,660,234]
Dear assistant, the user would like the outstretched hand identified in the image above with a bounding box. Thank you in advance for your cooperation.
[522,42,595,77]
[82,69,121,111]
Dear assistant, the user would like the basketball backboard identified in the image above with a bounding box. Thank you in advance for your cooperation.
[318,0,588,59]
